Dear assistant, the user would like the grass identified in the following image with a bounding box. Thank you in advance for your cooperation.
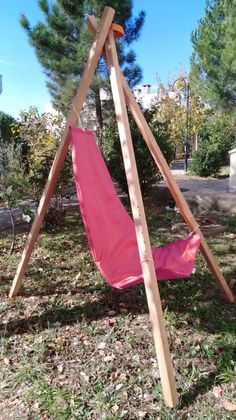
[0,204,235,419]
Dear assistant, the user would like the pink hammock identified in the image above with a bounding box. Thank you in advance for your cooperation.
[70,126,201,289]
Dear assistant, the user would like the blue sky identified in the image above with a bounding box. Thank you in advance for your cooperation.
[0,0,206,119]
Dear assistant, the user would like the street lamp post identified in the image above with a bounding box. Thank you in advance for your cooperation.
[170,76,190,172]
[184,80,190,172]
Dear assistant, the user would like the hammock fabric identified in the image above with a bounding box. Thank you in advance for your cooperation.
[70,126,201,289]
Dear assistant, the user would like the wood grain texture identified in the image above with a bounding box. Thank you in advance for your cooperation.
[105,29,179,408]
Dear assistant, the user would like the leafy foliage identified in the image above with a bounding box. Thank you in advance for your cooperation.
[102,111,175,194]
[190,0,236,112]
[20,0,145,126]
[0,140,34,253]
[150,78,208,158]
[191,114,236,177]
[0,111,16,143]
[191,141,222,177]
[12,107,72,202]
[0,107,73,234]
[151,94,185,156]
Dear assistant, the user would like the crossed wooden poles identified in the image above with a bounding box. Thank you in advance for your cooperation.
[9,7,234,408]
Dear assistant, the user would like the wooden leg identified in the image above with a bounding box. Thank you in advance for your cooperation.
[9,6,115,298]
[105,30,179,408]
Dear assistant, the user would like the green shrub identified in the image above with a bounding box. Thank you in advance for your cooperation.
[101,114,175,194]
[13,107,72,200]
[1,107,72,231]
[207,115,235,164]
[191,143,221,177]
[191,114,236,177]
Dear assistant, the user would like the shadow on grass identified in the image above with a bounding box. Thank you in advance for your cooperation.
[1,273,235,338]
[179,370,217,408]
[158,270,236,335]
[0,285,147,338]
[1,269,235,409]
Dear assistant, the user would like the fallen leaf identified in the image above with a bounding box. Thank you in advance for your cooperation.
[221,399,236,412]
[212,385,224,399]
[108,310,116,316]
[57,364,64,373]
[104,355,115,362]
[97,341,106,350]
[111,404,119,413]
[149,404,161,412]
[52,321,61,327]
[80,372,89,382]
[105,384,114,394]
[120,308,128,314]
[138,411,147,418]
[111,371,118,381]
[119,373,127,381]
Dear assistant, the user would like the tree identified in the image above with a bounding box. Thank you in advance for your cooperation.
[0,111,16,143]
[0,111,16,174]
[191,113,236,177]
[190,0,236,111]
[0,134,34,254]
[150,77,208,158]
[0,108,73,242]
[12,107,72,202]
[102,110,175,194]
[151,94,185,156]
[20,0,145,128]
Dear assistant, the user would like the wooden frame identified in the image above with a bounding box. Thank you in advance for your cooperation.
[9,6,234,408]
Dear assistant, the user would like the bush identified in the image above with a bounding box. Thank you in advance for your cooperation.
[101,113,175,194]
[0,111,17,143]
[0,142,35,253]
[191,143,221,177]
[1,107,73,231]
[9,107,73,202]
[207,115,235,164]
[191,114,236,177]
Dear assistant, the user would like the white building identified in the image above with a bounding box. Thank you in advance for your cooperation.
[133,84,158,109]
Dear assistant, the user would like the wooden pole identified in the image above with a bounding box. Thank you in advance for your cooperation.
[87,16,234,305]
[105,30,179,408]
[9,6,115,298]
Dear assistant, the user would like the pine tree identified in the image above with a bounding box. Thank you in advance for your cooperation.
[190,0,236,112]
[20,0,145,127]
